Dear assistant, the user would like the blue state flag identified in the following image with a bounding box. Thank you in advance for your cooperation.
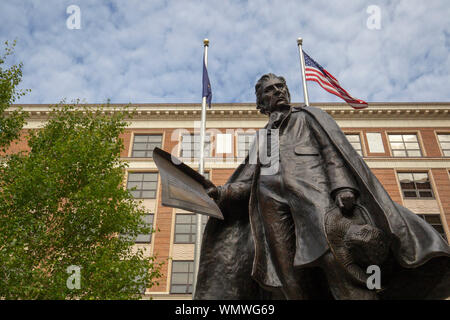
[202,52,212,108]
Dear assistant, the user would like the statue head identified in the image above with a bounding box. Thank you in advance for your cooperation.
[255,73,291,115]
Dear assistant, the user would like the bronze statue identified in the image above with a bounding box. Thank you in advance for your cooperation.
[194,73,450,300]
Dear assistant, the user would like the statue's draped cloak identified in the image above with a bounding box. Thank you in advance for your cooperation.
[194,106,450,300]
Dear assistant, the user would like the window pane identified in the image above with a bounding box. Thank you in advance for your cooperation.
[133,142,148,150]
[400,182,415,190]
[176,215,194,223]
[416,182,431,189]
[345,134,360,142]
[424,215,441,224]
[172,273,188,283]
[389,135,403,142]
[142,181,157,190]
[141,191,155,198]
[413,173,428,182]
[127,181,141,190]
[391,143,405,150]
[176,224,193,234]
[143,173,158,181]
[404,143,419,149]
[175,234,190,243]
[393,150,406,157]
[172,261,189,273]
[398,173,413,182]
[134,135,148,143]
[403,135,417,142]
[403,191,417,198]
[148,135,163,142]
[128,173,143,181]
[438,134,450,142]
[418,191,433,198]
[407,150,422,157]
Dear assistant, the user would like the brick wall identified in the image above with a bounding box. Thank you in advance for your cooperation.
[119,130,132,157]
[431,169,450,234]
[211,168,235,185]
[149,129,179,292]
[0,129,31,156]
[371,168,403,204]
[421,129,442,157]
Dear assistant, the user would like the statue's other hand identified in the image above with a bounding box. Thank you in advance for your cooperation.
[206,187,220,201]
[335,189,356,212]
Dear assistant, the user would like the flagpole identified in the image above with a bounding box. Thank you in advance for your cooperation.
[193,38,209,298]
[297,37,310,106]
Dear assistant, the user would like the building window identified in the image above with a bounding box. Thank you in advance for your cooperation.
[216,133,232,154]
[131,134,162,158]
[437,134,450,157]
[345,134,363,156]
[388,134,422,157]
[417,214,447,242]
[180,134,211,159]
[237,133,256,158]
[170,261,194,294]
[174,214,208,244]
[135,214,154,243]
[127,172,158,199]
[366,132,385,153]
[397,172,434,199]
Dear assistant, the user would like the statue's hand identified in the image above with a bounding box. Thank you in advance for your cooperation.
[206,186,220,201]
[335,189,356,212]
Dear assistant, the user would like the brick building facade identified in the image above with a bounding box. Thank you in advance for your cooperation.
[8,102,450,299]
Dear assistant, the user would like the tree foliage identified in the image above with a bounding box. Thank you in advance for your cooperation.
[0,103,163,299]
[0,40,28,152]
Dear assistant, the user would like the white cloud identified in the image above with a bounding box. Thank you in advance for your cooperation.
[1,0,449,104]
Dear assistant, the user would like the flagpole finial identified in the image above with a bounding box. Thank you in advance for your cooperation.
[203,38,209,46]
[297,37,303,45]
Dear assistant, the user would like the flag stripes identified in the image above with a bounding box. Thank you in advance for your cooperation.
[303,50,368,109]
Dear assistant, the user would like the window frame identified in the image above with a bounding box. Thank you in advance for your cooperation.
[179,133,212,159]
[126,172,159,199]
[388,133,423,158]
[131,134,163,158]
[170,260,194,294]
[436,133,450,157]
[173,213,208,244]
[344,132,364,156]
[135,213,154,243]
[397,171,434,199]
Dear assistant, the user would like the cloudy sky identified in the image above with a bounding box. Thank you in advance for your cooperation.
[1,0,449,105]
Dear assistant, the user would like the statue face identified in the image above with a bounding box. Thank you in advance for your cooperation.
[258,78,290,114]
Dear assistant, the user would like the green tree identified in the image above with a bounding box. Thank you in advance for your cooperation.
[0,40,28,152]
[0,104,162,299]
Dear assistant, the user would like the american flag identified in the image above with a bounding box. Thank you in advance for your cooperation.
[303,50,368,109]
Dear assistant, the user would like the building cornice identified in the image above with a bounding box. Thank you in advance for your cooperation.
[6,102,450,121]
